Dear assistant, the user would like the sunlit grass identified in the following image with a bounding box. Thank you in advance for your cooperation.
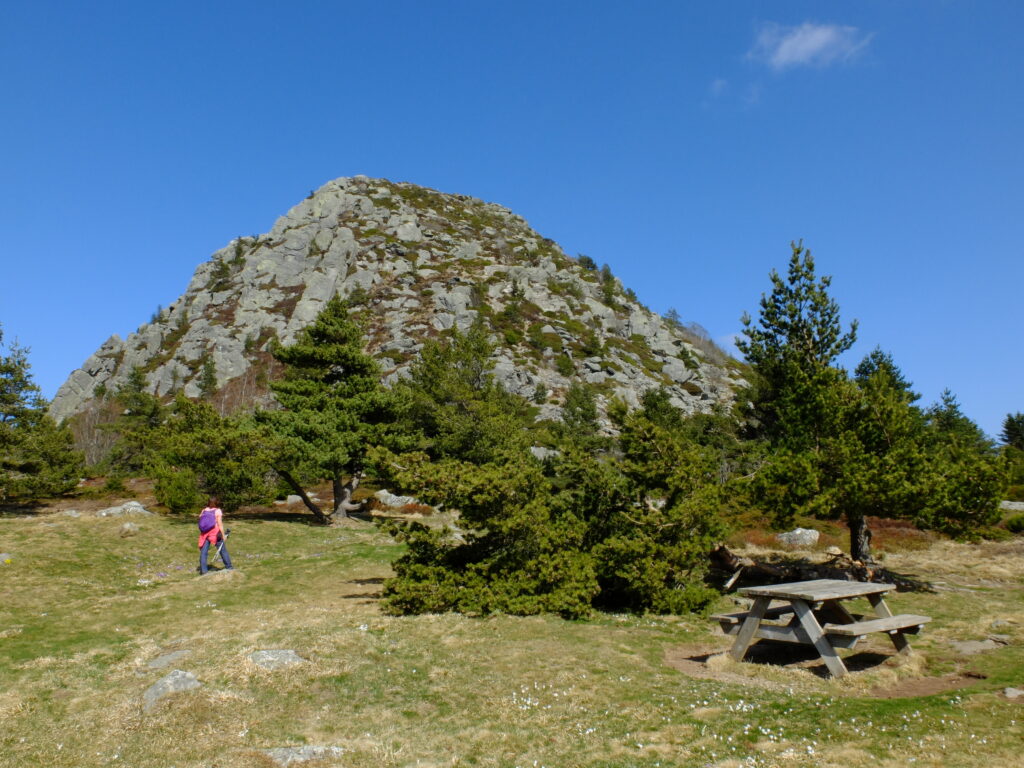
[1,506,1022,767]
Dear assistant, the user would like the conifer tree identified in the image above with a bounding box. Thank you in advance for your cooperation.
[737,240,857,448]
[260,296,410,522]
[556,382,603,452]
[103,367,166,476]
[741,247,1002,559]
[1002,412,1024,450]
[150,393,276,514]
[396,320,533,463]
[0,328,82,502]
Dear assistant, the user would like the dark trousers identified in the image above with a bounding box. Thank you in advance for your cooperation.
[199,536,233,573]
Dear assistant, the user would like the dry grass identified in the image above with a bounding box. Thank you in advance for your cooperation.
[2,500,1023,768]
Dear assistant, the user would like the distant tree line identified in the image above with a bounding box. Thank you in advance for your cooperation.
[3,242,1018,618]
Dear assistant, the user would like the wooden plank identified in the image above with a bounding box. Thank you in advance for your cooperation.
[712,604,796,625]
[867,593,912,652]
[740,579,894,602]
[792,598,849,678]
[817,600,857,626]
[718,622,861,649]
[822,614,931,636]
[728,596,770,662]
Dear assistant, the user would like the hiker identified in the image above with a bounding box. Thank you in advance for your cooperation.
[198,496,233,574]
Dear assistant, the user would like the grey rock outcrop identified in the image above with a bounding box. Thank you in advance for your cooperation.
[143,669,201,710]
[96,501,155,517]
[51,177,746,443]
[249,649,306,670]
[147,650,192,670]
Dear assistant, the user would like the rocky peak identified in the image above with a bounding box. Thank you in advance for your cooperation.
[51,176,746,437]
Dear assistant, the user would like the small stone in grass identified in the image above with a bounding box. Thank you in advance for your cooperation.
[265,746,346,766]
[143,670,201,711]
[250,650,306,670]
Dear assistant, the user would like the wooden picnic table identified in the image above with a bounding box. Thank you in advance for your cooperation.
[713,578,930,678]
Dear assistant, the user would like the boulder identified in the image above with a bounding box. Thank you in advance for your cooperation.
[374,490,418,508]
[775,528,820,548]
[119,522,140,537]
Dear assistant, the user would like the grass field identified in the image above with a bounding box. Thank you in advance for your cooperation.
[1,494,1022,768]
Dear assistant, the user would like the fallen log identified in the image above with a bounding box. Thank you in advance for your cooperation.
[711,544,883,590]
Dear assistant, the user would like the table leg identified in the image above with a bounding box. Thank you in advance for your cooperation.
[792,599,849,678]
[729,596,770,661]
[818,599,856,625]
[868,593,911,653]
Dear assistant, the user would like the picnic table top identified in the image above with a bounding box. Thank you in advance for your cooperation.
[738,578,895,602]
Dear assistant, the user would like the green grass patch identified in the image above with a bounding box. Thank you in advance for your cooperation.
[2,504,1023,767]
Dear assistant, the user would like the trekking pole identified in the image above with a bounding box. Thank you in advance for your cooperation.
[215,529,231,565]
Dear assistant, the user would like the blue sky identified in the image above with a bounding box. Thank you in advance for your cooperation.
[2,1,1021,438]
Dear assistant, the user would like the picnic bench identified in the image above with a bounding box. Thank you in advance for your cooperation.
[712,579,930,678]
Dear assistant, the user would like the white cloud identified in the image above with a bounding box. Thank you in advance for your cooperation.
[750,22,872,71]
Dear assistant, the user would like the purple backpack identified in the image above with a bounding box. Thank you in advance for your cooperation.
[198,508,217,533]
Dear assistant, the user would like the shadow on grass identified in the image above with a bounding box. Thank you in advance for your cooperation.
[743,641,897,679]
[341,576,385,600]
[0,501,47,518]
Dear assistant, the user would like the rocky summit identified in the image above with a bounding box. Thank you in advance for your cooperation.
[52,176,746,439]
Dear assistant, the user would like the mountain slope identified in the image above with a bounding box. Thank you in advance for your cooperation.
[52,177,745,444]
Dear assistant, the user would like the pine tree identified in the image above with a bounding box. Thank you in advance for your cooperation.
[738,245,886,560]
[198,356,218,400]
[1002,413,1024,450]
[0,328,82,503]
[741,247,1002,559]
[259,296,410,522]
[150,393,276,514]
[103,367,166,476]
[397,320,534,464]
[737,240,857,448]
[556,382,602,451]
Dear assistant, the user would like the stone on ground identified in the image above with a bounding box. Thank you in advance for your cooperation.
[775,527,820,548]
[143,669,201,711]
[265,746,346,766]
[96,501,155,517]
[250,650,306,670]
[147,650,192,670]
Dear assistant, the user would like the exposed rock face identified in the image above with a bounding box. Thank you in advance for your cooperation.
[52,177,746,439]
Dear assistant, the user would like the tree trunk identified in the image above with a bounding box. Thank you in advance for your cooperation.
[332,471,364,518]
[277,468,329,524]
[849,514,874,564]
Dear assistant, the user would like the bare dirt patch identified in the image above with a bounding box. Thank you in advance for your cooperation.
[664,641,985,699]
[868,672,986,699]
